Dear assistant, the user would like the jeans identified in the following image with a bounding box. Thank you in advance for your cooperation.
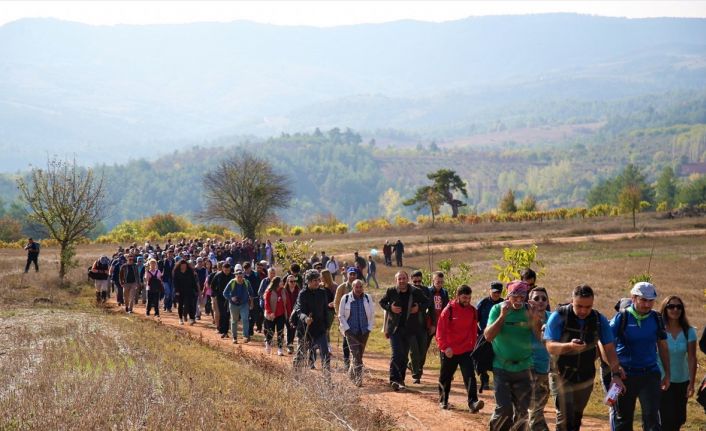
[24,254,39,272]
[660,380,689,431]
[122,282,138,312]
[613,372,661,431]
[265,315,285,348]
[115,281,124,305]
[229,302,250,339]
[408,331,428,380]
[366,272,379,288]
[294,332,330,370]
[345,331,369,385]
[490,368,532,431]
[389,332,411,384]
[529,371,550,431]
[438,350,478,406]
[550,373,594,431]
[162,281,173,311]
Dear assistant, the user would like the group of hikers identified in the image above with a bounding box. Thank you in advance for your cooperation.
[88,237,706,431]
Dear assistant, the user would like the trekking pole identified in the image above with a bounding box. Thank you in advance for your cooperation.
[427,236,432,273]
[646,239,656,275]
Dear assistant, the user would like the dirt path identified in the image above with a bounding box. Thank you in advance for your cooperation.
[106,299,607,430]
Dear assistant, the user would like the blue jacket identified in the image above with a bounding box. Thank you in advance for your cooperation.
[223,279,251,306]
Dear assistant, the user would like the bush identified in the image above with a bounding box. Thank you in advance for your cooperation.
[333,223,349,234]
[289,226,304,236]
[394,215,414,227]
[266,227,284,237]
[143,213,189,236]
[0,216,23,242]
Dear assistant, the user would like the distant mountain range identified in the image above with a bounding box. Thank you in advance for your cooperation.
[0,14,705,171]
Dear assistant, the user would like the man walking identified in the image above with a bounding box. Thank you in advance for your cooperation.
[292,269,331,371]
[334,268,358,369]
[544,284,624,431]
[393,240,404,267]
[484,281,541,431]
[476,281,504,392]
[436,284,484,412]
[379,271,429,391]
[610,282,669,431]
[23,237,40,273]
[160,249,176,312]
[366,255,379,289]
[119,254,141,314]
[338,279,375,386]
[382,240,393,267]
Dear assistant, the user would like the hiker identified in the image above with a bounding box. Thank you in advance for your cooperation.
[23,237,40,273]
[90,256,111,303]
[244,261,263,335]
[109,254,125,305]
[320,251,329,267]
[160,249,176,312]
[136,256,146,305]
[366,255,379,288]
[527,287,551,431]
[420,270,449,384]
[379,271,429,391]
[382,240,393,266]
[173,259,198,325]
[202,259,214,319]
[353,251,367,278]
[436,284,484,413]
[393,239,404,267]
[283,274,300,354]
[119,254,141,314]
[658,296,697,431]
[338,279,375,386]
[334,268,358,369]
[325,255,339,281]
[476,281,504,392]
[263,276,287,356]
[194,257,208,320]
[609,282,669,431]
[223,265,252,343]
[320,269,337,351]
[484,280,541,431]
[544,284,623,431]
[258,267,277,322]
[292,269,331,370]
[144,258,163,317]
[211,262,233,338]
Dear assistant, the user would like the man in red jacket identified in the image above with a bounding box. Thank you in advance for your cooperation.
[436,284,484,413]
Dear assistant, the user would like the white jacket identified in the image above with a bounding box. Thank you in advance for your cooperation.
[338,292,375,334]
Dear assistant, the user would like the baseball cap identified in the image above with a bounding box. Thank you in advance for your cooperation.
[490,281,504,292]
[234,263,243,272]
[411,270,423,278]
[346,267,357,274]
[630,282,657,300]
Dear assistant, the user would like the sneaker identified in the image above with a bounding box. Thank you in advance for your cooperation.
[244,337,250,344]
[277,348,284,356]
[440,402,449,410]
[233,338,238,344]
[469,400,484,413]
[390,382,401,392]
[220,333,228,339]
[179,319,184,325]
[265,343,271,354]
[413,378,421,384]
[189,320,196,326]
[286,346,294,355]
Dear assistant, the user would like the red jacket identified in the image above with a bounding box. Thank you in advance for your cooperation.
[435,300,478,354]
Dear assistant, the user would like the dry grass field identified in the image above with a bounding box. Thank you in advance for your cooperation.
[1,216,705,430]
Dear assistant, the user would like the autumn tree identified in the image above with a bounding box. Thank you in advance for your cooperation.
[16,158,107,281]
[498,189,518,213]
[619,185,649,229]
[203,153,292,240]
[403,186,444,226]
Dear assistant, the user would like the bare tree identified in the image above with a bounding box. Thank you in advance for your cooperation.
[16,158,107,282]
[203,153,292,239]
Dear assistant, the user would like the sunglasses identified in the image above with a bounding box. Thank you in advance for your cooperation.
[531,295,547,302]
[666,304,683,311]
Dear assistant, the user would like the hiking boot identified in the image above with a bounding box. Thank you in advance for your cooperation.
[233,338,238,344]
[469,400,484,413]
[189,320,196,326]
[390,382,401,392]
[244,337,250,344]
[220,333,227,339]
[440,402,449,410]
[179,319,184,325]
[413,378,421,384]
[286,345,294,354]
[277,348,284,356]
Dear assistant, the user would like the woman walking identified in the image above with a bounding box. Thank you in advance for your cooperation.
[144,258,163,318]
[658,296,697,431]
[264,276,287,356]
[173,259,199,325]
[283,274,300,354]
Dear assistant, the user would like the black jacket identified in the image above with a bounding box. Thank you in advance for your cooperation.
[211,271,234,299]
[379,284,429,336]
[173,268,198,296]
[292,287,329,338]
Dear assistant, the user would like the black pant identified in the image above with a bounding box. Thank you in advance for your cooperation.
[177,291,196,321]
[438,350,478,406]
[659,381,689,431]
[24,254,39,272]
[286,321,296,347]
[115,282,124,305]
[389,332,410,384]
[342,335,350,365]
[146,289,160,316]
[216,296,230,334]
[395,254,403,267]
[249,302,263,334]
[265,315,285,348]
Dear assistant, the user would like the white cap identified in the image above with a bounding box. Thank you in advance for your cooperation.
[630,282,657,300]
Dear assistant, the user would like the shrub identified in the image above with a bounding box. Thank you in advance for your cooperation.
[266,227,284,237]
[0,216,23,242]
[308,225,325,234]
[333,223,349,234]
[394,215,414,227]
[289,226,304,236]
[143,213,189,236]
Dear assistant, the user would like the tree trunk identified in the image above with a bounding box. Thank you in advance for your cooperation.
[632,209,636,230]
[451,202,459,218]
[59,242,67,283]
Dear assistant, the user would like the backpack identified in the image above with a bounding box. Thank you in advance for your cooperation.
[615,308,669,343]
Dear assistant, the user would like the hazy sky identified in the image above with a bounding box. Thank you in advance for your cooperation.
[2,1,706,27]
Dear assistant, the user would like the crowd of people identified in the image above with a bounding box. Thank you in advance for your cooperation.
[87,238,706,431]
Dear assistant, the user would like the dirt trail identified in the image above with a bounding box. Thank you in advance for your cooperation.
[107,299,607,430]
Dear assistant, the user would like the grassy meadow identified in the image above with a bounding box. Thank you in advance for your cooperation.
[1,215,705,430]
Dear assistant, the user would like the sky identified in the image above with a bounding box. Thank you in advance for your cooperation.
[2,1,706,27]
